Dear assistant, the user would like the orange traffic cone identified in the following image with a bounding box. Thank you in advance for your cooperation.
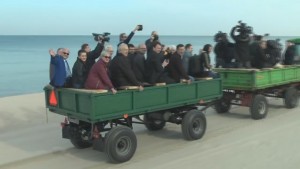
[49,89,58,106]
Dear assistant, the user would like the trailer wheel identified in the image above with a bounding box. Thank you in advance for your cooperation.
[144,113,166,131]
[250,94,268,120]
[284,87,299,109]
[69,124,92,149]
[104,126,137,163]
[215,98,231,113]
[181,110,206,140]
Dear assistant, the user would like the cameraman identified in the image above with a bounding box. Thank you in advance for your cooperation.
[283,41,296,65]
[230,21,252,68]
[214,32,235,68]
[81,37,105,73]
[117,25,141,46]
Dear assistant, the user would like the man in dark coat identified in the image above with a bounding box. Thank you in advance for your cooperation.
[265,40,282,66]
[72,50,88,88]
[230,23,251,68]
[183,44,193,72]
[167,44,190,83]
[284,41,296,65]
[132,44,147,82]
[145,41,173,84]
[214,32,235,68]
[250,40,268,69]
[109,43,143,90]
[127,44,136,67]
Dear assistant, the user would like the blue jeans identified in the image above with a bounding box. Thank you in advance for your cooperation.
[206,71,219,79]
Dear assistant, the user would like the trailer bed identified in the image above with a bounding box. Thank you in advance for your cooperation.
[44,79,222,123]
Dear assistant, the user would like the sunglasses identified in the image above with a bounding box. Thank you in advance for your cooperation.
[63,52,69,55]
[104,56,111,59]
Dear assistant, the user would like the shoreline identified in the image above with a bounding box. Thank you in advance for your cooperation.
[0,93,48,131]
[0,92,70,166]
[0,92,44,99]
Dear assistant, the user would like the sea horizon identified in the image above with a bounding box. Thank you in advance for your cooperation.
[1,34,299,37]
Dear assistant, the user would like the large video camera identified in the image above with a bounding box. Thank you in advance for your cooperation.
[92,32,111,42]
[236,21,253,35]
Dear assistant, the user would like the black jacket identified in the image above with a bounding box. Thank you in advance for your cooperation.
[72,58,88,88]
[146,51,165,84]
[188,54,201,77]
[214,40,235,63]
[230,26,250,62]
[167,53,189,82]
[284,46,296,65]
[109,54,140,88]
[265,40,281,66]
[132,52,146,82]
[250,42,268,69]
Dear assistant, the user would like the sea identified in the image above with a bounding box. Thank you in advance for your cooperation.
[0,35,298,97]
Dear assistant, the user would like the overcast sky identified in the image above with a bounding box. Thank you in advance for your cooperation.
[1,0,299,36]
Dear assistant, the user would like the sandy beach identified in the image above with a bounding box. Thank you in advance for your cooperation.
[0,93,300,169]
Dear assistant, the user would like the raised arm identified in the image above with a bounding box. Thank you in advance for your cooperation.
[50,54,60,65]
[123,25,139,44]
[49,49,56,57]
[88,42,104,60]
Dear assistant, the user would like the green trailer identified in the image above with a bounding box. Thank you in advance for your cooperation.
[44,79,222,163]
[214,66,300,119]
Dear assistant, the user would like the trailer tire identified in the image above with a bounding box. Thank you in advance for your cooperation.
[215,98,231,113]
[69,125,92,149]
[250,94,268,120]
[284,87,299,109]
[105,126,137,163]
[181,110,206,140]
[144,113,166,131]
